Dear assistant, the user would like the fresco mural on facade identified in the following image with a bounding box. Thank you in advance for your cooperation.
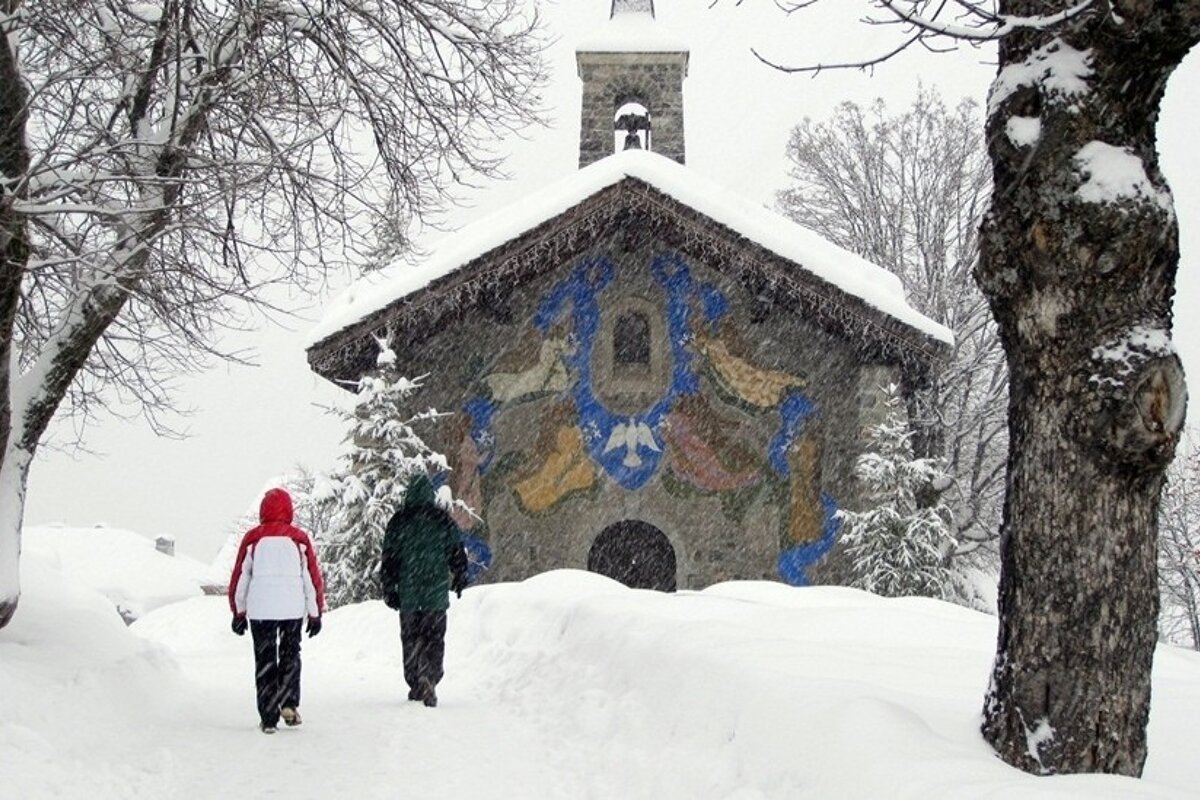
[448,249,842,586]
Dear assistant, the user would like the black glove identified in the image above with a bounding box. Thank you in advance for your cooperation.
[306,616,322,638]
[231,615,247,636]
[384,591,401,611]
[451,574,467,599]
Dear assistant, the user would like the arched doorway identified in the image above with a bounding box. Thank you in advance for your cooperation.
[587,520,676,592]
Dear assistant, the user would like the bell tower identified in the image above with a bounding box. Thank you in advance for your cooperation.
[576,0,689,167]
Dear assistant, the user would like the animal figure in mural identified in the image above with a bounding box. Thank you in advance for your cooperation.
[483,332,574,402]
[452,251,841,585]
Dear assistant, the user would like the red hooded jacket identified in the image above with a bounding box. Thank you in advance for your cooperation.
[228,488,326,620]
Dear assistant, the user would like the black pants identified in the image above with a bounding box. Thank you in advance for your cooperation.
[250,619,303,726]
[400,611,447,692]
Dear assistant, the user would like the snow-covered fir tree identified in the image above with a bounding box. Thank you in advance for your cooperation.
[315,339,452,608]
[839,385,956,600]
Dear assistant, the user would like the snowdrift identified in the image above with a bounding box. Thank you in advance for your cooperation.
[3,558,1199,799]
[23,524,211,621]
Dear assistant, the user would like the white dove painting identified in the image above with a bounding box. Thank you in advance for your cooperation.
[604,419,662,467]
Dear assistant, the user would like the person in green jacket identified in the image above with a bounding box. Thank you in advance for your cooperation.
[381,472,468,708]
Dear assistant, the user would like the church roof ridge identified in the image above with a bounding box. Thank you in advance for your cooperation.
[306,150,952,352]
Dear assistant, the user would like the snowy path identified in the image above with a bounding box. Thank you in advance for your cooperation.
[136,598,620,799]
[7,561,1200,799]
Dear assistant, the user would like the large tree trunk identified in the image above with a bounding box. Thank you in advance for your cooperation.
[0,447,30,629]
[978,3,1198,775]
[0,0,30,629]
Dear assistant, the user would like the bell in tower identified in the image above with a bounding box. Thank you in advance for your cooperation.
[615,105,651,151]
[576,1,688,167]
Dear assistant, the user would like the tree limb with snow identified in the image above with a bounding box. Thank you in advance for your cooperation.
[726,0,1200,778]
[0,0,546,630]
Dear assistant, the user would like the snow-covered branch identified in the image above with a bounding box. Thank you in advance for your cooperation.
[0,0,548,629]
[873,0,1098,43]
[740,0,1102,74]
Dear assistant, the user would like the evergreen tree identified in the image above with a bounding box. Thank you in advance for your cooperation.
[840,386,956,600]
[315,343,450,608]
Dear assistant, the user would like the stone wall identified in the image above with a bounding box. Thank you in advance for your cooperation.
[577,51,688,167]
[388,229,899,590]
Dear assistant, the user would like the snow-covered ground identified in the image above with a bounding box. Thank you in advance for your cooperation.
[22,524,214,621]
[3,544,1200,799]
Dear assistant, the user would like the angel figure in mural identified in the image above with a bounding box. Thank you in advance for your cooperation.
[663,394,761,492]
[448,318,598,517]
[512,399,597,514]
[692,319,807,410]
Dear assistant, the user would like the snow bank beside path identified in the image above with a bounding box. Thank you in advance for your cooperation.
[453,571,1200,799]
[4,557,1200,799]
[0,555,183,799]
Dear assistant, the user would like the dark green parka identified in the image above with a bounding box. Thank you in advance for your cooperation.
[381,474,468,612]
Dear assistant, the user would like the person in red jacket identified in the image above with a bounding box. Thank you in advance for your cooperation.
[228,487,325,734]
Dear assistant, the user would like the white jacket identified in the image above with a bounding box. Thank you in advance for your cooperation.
[228,488,325,621]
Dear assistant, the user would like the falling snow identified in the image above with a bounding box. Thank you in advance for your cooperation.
[3,525,1200,798]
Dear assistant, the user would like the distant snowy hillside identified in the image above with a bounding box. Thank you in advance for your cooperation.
[23,524,211,621]
[2,546,1199,798]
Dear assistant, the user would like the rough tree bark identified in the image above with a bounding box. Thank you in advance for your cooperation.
[749,0,1200,775]
[976,1,1198,775]
[0,0,30,630]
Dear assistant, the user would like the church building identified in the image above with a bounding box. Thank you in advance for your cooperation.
[306,0,951,591]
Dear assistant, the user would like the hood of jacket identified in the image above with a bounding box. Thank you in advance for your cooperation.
[259,488,295,525]
[403,473,437,510]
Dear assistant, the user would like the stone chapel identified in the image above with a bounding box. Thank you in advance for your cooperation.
[306,0,951,591]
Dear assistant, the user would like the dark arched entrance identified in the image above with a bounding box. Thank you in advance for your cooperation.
[587,520,676,592]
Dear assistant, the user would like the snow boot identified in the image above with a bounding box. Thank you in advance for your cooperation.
[407,687,421,702]
[418,677,437,708]
[281,707,302,727]
[259,722,277,735]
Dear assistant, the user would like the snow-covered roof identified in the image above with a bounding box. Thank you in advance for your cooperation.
[23,524,212,622]
[307,149,952,349]
[575,10,688,54]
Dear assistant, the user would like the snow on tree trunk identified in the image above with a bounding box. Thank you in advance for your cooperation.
[0,0,29,630]
[0,448,29,628]
[978,6,1196,775]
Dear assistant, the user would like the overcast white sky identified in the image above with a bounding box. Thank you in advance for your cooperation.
[23,0,1200,563]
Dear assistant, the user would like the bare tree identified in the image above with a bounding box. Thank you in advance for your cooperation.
[0,0,546,630]
[776,91,1005,576]
[737,0,1195,777]
[1158,436,1200,651]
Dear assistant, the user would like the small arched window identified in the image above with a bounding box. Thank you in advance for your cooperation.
[614,312,651,366]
